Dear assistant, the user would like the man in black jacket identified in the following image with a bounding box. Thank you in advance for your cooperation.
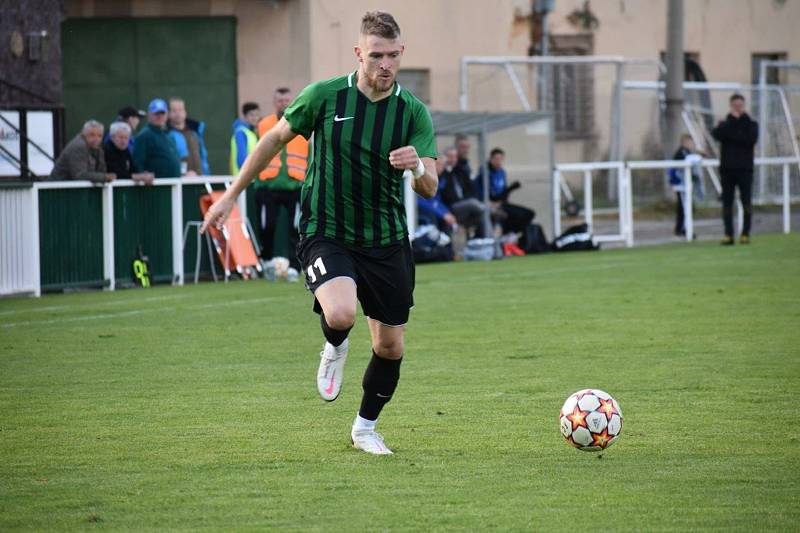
[711,93,759,245]
[439,146,488,237]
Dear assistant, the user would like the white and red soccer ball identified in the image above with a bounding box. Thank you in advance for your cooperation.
[559,389,623,452]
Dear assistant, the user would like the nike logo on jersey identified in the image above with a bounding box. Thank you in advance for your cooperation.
[334,115,354,122]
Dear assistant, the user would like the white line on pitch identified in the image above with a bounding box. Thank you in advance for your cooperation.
[0,294,190,317]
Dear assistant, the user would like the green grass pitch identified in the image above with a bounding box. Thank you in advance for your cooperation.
[2,234,799,531]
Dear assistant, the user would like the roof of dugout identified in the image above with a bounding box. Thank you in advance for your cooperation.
[430,111,551,135]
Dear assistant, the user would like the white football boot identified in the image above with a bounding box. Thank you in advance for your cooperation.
[316,338,349,401]
[351,427,394,455]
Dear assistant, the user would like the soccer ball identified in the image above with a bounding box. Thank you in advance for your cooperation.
[559,389,623,452]
[272,257,290,279]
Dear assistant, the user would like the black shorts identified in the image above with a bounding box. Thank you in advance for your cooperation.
[296,235,415,326]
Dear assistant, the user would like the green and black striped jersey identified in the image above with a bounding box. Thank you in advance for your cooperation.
[284,71,437,247]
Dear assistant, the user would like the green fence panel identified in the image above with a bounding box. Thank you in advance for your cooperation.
[113,187,173,286]
[39,188,104,291]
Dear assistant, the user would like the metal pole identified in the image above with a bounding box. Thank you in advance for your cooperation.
[459,56,469,111]
[540,8,549,112]
[102,184,115,291]
[664,0,685,176]
[609,61,624,201]
[583,170,593,233]
[758,61,768,195]
[783,163,791,234]
[684,159,694,241]
[478,130,491,238]
[171,183,184,286]
[625,166,634,247]
[30,185,41,297]
[553,169,562,238]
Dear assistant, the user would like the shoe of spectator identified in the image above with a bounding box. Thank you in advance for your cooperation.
[720,236,734,246]
[739,234,750,244]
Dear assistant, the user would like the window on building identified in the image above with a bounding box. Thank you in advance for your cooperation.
[396,69,430,104]
[548,34,594,138]
[752,52,788,85]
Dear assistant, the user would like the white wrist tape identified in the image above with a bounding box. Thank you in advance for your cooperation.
[411,158,425,179]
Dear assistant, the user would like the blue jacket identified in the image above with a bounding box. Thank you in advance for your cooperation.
[168,119,210,175]
[231,118,256,171]
[417,192,451,225]
[474,164,507,202]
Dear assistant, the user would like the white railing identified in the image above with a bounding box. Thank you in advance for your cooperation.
[2,174,420,297]
[1,176,239,297]
[555,157,797,247]
[553,161,632,246]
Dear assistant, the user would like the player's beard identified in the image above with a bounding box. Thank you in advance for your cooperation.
[368,70,395,93]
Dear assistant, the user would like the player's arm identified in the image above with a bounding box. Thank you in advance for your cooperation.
[201,118,297,233]
[388,146,438,199]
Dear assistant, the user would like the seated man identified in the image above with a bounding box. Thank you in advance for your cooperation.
[49,120,115,183]
[103,122,154,184]
[474,148,534,235]
[417,157,457,233]
[438,146,488,237]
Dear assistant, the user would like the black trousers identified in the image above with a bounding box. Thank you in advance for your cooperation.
[675,192,685,234]
[255,188,301,270]
[720,169,753,238]
[500,202,535,234]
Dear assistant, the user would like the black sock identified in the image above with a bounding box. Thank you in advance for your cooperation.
[358,352,402,421]
[320,314,351,347]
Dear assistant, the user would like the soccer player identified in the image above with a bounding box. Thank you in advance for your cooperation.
[201,11,438,455]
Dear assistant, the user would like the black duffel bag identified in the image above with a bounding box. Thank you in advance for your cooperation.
[552,223,600,252]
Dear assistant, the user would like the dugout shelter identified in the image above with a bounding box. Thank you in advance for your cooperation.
[419,111,554,239]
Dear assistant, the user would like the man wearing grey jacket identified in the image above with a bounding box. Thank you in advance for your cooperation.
[49,120,115,183]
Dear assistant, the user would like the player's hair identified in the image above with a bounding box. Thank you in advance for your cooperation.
[360,11,401,39]
[82,119,103,134]
[730,93,745,103]
[242,102,260,115]
[490,148,505,158]
[109,121,131,137]
[275,87,291,95]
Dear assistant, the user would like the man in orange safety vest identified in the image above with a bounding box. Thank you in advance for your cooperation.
[255,87,308,272]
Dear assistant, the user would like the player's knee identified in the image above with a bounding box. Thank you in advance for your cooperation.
[374,337,404,359]
[325,307,356,330]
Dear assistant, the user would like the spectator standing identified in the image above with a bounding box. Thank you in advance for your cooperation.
[669,134,703,237]
[49,120,115,183]
[104,122,154,184]
[230,101,261,175]
[112,106,145,153]
[133,99,181,178]
[168,97,209,176]
[711,93,759,245]
[439,146,487,237]
[255,88,308,271]
[475,148,534,235]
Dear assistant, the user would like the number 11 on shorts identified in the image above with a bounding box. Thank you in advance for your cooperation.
[307,257,327,284]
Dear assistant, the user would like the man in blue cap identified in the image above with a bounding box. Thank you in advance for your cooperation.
[133,98,181,178]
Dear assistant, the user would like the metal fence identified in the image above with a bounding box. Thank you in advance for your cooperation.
[554,157,798,248]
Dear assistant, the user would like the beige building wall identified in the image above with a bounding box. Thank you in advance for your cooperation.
[65,0,797,235]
